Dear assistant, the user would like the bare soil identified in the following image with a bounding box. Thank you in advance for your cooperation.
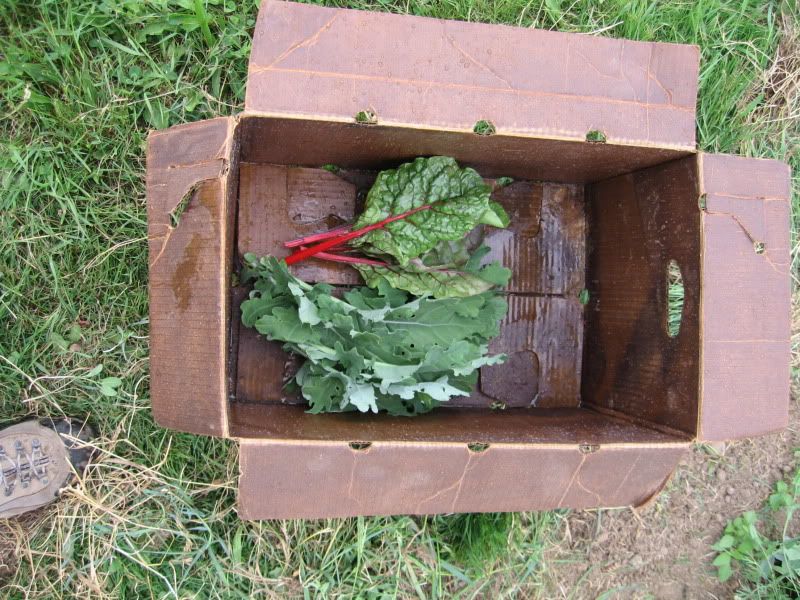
[544,398,800,599]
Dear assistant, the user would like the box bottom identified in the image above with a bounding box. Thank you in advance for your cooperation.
[233,162,587,411]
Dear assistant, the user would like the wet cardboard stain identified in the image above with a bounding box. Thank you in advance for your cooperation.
[172,233,203,312]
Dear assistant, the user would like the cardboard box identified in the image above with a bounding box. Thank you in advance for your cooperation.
[146,1,792,519]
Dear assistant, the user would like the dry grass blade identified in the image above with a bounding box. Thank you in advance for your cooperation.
[754,13,800,125]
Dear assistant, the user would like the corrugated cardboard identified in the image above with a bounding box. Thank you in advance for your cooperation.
[146,1,791,519]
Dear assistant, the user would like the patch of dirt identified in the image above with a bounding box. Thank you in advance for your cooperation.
[544,398,800,599]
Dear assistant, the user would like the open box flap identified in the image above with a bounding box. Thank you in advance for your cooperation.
[237,440,689,519]
[698,153,792,441]
[147,117,237,436]
[246,1,699,150]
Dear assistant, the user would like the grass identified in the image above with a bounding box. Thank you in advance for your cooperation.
[1,0,797,597]
[667,260,685,338]
[713,453,800,597]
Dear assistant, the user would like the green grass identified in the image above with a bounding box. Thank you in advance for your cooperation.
[667,260,685,337]
[713,454,800,597]
[1,0,797,597]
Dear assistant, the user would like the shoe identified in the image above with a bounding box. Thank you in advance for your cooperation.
[0,418,95,519]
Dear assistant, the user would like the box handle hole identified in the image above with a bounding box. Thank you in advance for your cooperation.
[349,441,372,451]
[585,130,607,143]
[473,120,496,136]
[355,109,377,124]
[467,442,490,453]
[667,259,684,337]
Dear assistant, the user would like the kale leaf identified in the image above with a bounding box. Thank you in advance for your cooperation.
[240,255,508,416]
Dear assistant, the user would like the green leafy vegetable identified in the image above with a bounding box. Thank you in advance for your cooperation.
[350,156,509,265]
[354,243,511,299]
[240,255,508,416]
[281,156,511,298]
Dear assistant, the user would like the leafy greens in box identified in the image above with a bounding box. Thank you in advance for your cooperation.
[349,156,509,263]
[241,257,507,415]
[284,156,511,300]
[241,157,512,415]
[354,243,512,300]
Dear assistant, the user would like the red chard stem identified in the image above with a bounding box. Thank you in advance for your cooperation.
[283,225,350,248]
[285,204,431,266]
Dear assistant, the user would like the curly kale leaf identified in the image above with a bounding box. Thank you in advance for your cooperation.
[240,255,508,415]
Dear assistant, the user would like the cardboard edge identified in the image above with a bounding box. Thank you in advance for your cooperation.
[146,116,237,437]
[238,109,698,152]
[696,152,792,442]
[696,154,706,441]
[246,1,699,149]
[253,0,701,57]
[234,438,692,449]
[236,440,691,519]
[633,467,677,511]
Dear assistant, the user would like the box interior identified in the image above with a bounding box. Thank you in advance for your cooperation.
[227,116,699,444]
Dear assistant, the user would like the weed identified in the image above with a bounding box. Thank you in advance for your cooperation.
[713,456,800,597]
[436,513,515,573]
[430,511,555,583]
[321,163,341,174]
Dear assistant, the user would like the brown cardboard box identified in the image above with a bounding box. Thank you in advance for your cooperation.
[146,1,792,519]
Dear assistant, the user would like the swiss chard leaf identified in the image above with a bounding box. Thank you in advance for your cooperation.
[350,156,508,265]
[354,242,511,300]
[354,258,510,299]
